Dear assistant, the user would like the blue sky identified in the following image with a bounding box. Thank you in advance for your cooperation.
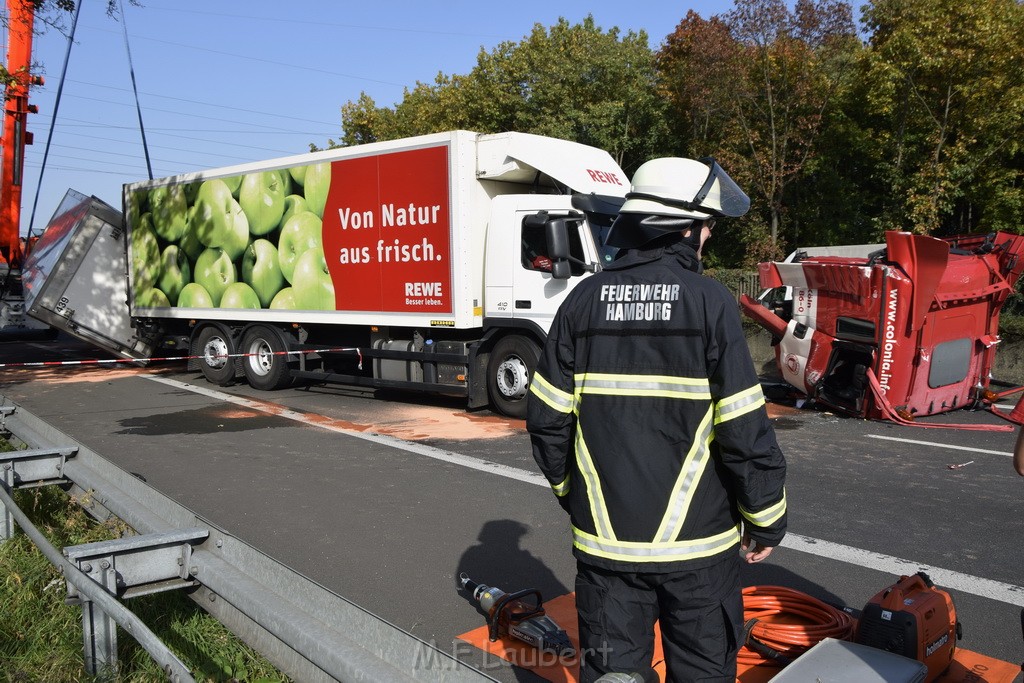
[14,1,736,237]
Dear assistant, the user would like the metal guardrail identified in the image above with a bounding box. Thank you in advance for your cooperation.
[0,478,195,681]
[0,399,497,682]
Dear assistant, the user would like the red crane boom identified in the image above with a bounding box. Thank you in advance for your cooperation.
[1,0,40,269]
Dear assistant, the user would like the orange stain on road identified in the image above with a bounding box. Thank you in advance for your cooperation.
[192,393,524,442]
[0,363,183,385]
[4,363,799,440]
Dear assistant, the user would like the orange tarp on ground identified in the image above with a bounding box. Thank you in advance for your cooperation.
[456,593,1021,683]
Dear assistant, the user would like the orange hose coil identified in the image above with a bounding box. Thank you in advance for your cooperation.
[739,585,857,666]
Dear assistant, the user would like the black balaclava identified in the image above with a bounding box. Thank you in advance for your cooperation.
[605,213,696,250]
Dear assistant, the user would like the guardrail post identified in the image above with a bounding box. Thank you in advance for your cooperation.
[0,404,16,543]
[65,528,209,676]
[79,560,119,677]
[1,463,12,541]
[0,426,78,545]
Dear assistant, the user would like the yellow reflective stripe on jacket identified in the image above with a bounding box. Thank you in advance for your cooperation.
[575,373,711,400]
[529,372,575,414]
[551,474,570,497]
[740,490,787,527]
[575,427,617,541]
[572,524,741,563]
[654,406,715,543]
[714,385,765,424]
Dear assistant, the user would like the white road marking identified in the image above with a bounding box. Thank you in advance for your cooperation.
[147,375,1024,608]
[782,534,1023,606]
[866,434,1012,457]
[145,375,548,487]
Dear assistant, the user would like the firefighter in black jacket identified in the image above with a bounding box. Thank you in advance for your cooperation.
[527,157,787,683]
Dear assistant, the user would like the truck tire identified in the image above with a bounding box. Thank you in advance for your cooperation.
[196,326,237,386]
[487,335,540,419]
[240,325,294,391]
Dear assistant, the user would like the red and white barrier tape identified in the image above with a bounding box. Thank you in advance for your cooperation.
[0,347,359,369]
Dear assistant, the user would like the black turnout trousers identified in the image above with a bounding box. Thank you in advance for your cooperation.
[574,554,743,683]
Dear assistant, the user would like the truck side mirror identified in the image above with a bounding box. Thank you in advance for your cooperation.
[550,260,572,280]
[545,218,578,280]
[533,214,589,280]
[545,218,573,260]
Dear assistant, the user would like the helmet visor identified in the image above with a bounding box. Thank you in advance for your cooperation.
[697,158,750,218]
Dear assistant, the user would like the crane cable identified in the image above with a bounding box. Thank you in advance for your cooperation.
[118,0,152,180]
[27,0,82,239]
[739,585,857,667]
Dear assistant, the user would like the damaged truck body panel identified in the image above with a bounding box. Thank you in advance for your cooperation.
[740,231,1024,420]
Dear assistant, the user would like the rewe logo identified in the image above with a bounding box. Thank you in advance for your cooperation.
[405,282,444,297]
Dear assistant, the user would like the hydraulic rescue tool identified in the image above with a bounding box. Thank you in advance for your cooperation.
[856,572,960,683]
[458,573,575,657]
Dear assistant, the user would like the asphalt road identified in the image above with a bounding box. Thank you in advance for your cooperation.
[1,333,1022,682]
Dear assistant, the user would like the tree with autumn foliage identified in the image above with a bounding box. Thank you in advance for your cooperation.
[657,0,858,265]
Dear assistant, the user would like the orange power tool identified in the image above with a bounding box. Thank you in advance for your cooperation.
[856,571,961,682]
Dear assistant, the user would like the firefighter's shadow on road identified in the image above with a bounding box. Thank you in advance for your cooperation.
[455,519,570,682]
[456,519,569,617]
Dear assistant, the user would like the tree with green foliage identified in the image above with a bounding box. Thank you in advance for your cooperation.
[329,16,669,174]
[858,0,1024,235]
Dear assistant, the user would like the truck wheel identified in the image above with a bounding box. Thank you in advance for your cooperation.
[196,326,236,386]
[240,325,294,391]
[487,335,540,419]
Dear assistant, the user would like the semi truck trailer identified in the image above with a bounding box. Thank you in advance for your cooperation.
[21,130,631,417]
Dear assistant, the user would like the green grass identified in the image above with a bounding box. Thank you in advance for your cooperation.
[999,312,1024,342]
[0,438,289,683]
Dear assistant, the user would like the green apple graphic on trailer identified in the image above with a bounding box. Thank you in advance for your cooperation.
[127,147,450,315]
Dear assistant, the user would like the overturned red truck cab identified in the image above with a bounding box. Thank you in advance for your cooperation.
[740,231,1024,421]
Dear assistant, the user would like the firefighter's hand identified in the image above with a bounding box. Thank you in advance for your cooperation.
[741,534,774,563]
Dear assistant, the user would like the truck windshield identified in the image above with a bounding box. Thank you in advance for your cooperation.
[586,210,619,267]
[572,193,624,267]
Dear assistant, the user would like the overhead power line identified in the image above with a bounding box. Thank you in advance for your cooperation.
[40,91,337,136]
[65,78,341,129]
[80,22,409,89]
[142,5,508,41]
[32,116,336,135]
[27,120,307,157]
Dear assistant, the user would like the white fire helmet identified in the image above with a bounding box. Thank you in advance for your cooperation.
[623,157,749,219]
[606,157,750,249]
